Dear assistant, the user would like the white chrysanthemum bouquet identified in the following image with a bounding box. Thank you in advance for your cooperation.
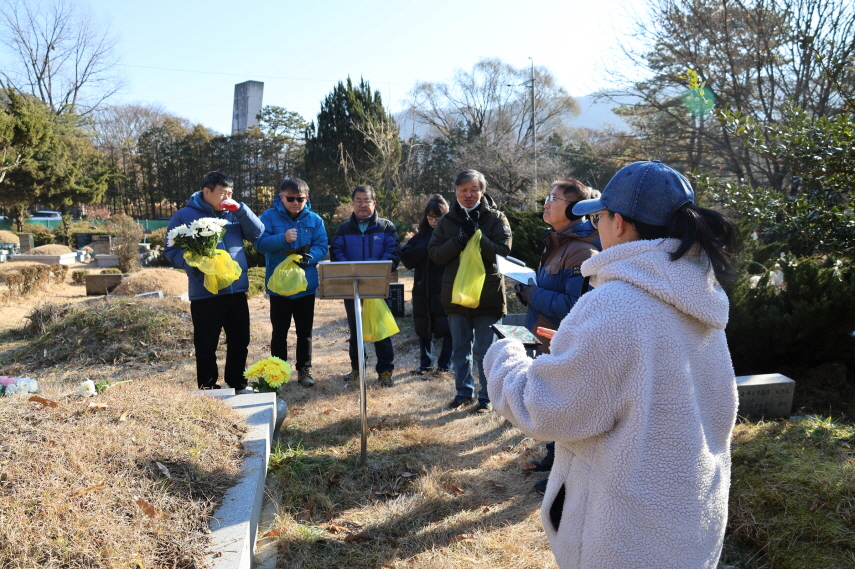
[0,376,39,396]
[167,217,242,293]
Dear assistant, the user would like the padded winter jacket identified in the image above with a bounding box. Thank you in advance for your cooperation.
[164,191,264,301]
[427,196,512,318]
[485,238,737,569]
[254,196,329,299]
[525,218,600,348]
[330,211,400,269]
[400,228,450,339]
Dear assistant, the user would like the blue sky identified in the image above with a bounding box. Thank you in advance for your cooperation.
[80,0,638,134]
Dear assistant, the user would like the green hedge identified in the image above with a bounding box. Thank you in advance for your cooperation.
[725,256,855,415]
[501,207,546,270]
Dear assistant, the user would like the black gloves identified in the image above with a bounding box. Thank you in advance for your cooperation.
[455,209,480,247]
[513,278,537,305]
[284,244,313,267]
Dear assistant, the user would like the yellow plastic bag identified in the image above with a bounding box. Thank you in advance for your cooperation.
[361,298,400,342]
[267,254,308,296]
[451,229,485,308]
[184,249,242,294]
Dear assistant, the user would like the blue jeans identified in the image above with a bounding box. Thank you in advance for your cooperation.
[448,313,501,404]
[344,299,394,374]
[419,335,452,370]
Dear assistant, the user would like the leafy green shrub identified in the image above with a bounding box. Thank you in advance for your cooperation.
[501,207,547,270]
[723,417,855,569]
[243,240,265,268]
[247,266,266,296]
[726,256,855,414]
[71,270,87,284]
[19,224,54,246]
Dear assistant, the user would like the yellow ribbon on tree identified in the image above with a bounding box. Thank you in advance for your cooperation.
[184,249,242,294]
[267,253,308,296]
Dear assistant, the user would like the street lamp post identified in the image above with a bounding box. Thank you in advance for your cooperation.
[529,57,536,193]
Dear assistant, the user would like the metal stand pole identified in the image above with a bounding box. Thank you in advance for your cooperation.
[353,280,368,466]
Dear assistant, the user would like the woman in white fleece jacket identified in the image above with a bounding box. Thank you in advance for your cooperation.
[484,161,740,569]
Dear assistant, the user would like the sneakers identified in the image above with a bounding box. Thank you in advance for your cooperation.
[534,478,548,495]
[236,386,256,394]
[297,369,315,388]
[378,371,394,387]
[448,395,476,409]
[412,367,435,375]
[475,401,493,414]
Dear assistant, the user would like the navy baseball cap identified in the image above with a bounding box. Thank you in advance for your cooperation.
[572,161,694,226]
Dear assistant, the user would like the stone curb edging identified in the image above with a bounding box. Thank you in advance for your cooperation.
[194,390,285,569]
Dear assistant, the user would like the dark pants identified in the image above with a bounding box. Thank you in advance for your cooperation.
[270,293,315,371]
[344,299,394,374]
[419,335,452,370]
[190,293,250,389]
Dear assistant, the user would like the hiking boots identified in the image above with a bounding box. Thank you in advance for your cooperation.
[448,395,476,409]
[378,371,394,387]
[344,369,360,382]
[297,369,315,388]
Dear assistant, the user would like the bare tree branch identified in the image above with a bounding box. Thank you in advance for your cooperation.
[0,0,123,115]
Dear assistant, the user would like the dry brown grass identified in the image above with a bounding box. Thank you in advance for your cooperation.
[0,380,248,568]
[256,272,557,568]
[0,270,557,568]
[111,268,189,297]
[0,230,18,244]
[29,244,74,255]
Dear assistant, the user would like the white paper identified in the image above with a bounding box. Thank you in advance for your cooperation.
[496,255,537,285]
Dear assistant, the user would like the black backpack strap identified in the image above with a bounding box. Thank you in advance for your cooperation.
[580,276,591,297]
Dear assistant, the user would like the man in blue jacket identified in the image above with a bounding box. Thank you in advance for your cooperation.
[165,171,264,391]
[330,185,400,387]
[255,177,328,388]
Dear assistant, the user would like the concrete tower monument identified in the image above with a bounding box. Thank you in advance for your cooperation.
[231,80,264,134]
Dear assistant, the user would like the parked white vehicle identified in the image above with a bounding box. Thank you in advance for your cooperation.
[29,210,62,221]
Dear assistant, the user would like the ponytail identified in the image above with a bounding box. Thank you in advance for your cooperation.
[620,204,741,286]
[670,204,740,285]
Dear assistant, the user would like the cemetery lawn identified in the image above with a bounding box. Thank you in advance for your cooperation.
[0,265,853,568]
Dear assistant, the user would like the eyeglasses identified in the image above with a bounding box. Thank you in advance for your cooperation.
[426,214,440,220]
[544,194,573,205]
[353,199,374,206]
[283,196,306,203]
[590,210,607,228]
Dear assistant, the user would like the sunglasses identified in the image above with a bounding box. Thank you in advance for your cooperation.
[283,196,306,203]
[591,211,606,228]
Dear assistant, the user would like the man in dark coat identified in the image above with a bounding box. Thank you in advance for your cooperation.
[428,170,512,413]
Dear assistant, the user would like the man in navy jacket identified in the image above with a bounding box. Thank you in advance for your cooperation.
[165,171,264,391]
[330,185,400,387]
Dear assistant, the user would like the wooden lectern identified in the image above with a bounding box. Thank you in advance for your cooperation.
[317,260,393,466]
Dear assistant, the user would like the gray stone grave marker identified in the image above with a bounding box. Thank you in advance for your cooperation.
[18,233,34,253]
[735,373,796,419]
[90,235,113,255]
